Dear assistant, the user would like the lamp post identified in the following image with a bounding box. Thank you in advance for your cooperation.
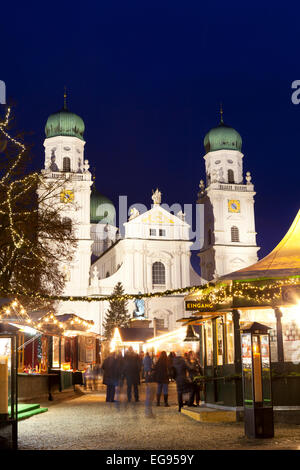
[240,322,274,439]
[0,332,18,450]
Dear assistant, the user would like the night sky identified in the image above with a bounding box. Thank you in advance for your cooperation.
[1,1,300,274]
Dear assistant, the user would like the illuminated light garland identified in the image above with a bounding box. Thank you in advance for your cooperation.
[0,107,26,184]
[0,299,94,335]
[0,277,298,305]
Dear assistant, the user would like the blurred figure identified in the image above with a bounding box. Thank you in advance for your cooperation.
[123,347,141,402]
[93,362,102,391]
[84,364,93,391]
[139,351,145,380]
[102,351,117,402]
[114,350,125,408]
[167,352,175,381]
[172,350,191,412]
[143,352,152,383]
[153,351,170,407]
[186,350,203,407]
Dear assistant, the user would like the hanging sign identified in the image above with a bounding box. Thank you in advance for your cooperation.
[185,301,214,312]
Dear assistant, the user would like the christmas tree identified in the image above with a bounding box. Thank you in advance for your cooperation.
[103,282,131,340]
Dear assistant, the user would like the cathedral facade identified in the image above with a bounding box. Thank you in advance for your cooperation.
[39,101,258,336]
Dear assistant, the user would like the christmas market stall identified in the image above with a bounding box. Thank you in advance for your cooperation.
[0,301,100,400]
[184,209,300,421]
[37,312,100,392]
[144,325,200,356]
[110,325,155,355]
[0,298,58,401]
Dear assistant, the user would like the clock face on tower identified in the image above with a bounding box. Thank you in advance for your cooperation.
[60,189,74,203]
[228,199,240,213]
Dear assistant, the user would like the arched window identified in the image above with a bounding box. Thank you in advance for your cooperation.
[152,262,166,285]
[228,169,234,184]
[63,157,71,172]
[231,226,240,242]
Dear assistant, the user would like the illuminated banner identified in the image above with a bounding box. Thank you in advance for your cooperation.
[185,301,214,312]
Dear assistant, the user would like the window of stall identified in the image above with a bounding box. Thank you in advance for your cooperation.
[216,318,224,365]
[17,332,24,373]
[205,320,213,366]
[226,313,235,364]
[52,336,60,368]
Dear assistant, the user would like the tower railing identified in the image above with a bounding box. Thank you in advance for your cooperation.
[211,182,254,192]
[41,170,91,181]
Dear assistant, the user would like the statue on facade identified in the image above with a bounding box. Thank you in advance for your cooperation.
[133,293,145,318]
[152,188,162,205]
[129,207,140,220]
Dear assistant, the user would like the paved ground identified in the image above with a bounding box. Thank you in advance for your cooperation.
[17,383,300,450]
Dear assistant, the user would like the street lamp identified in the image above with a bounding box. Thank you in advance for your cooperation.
[240,322,274,439]
[0,333,18,449]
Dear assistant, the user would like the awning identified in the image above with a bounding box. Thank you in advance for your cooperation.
[220,209,300,281]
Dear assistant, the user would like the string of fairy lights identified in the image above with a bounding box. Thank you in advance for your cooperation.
[0,299,94,335]
[0,107,43,266]
[0,276,298,305]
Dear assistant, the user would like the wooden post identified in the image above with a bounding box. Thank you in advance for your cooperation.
[274,307,284,363]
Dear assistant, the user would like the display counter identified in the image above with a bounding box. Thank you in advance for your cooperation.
[50,369,84,392]
[18,372,60,401]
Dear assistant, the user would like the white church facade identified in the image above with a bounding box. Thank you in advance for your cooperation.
[39,100,258,336]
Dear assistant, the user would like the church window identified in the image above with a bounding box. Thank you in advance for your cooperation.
[150,229,156,236]
[152,262,165,285]
[231,226,240,242]
[63,157,71,172]
[156,318,165,329]
[106,271,110,278]
[159,229,166,237]
[228,169,234,183]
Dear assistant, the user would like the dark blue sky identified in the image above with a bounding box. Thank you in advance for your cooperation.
[1,1,300,268]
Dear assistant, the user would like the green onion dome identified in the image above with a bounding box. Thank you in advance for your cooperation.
[45,106,85,141]
[90,186,116,225]
[204,117,242,154]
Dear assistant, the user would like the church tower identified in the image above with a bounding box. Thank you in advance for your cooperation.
[40,92,93,297]
[197,107,259,281]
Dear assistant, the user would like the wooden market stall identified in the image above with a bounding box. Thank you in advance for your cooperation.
[0,302,100,400]
[184,209,300,418]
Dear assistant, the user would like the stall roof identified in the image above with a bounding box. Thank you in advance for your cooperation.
[118,327,155,343]
[221,209,300,281]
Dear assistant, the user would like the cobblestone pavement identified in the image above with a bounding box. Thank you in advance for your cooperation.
[17,384,300,450]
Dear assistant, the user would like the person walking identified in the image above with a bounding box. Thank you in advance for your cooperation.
[114,351,125,407]
[186,351,203,407]
[143,352,153,383]
[167,352,175,381]
[123,347,141,402]
[172,351,191,412]
[153,351,170,407]
[102,351,118,402]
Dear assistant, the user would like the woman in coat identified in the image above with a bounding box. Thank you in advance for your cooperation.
[186,350,203,407]
[123,347,141,402]
[102,352,118,402]
[172,351,191,412]
[153,351,170,407]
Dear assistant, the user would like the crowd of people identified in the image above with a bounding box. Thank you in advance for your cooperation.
[94,347,204,412]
